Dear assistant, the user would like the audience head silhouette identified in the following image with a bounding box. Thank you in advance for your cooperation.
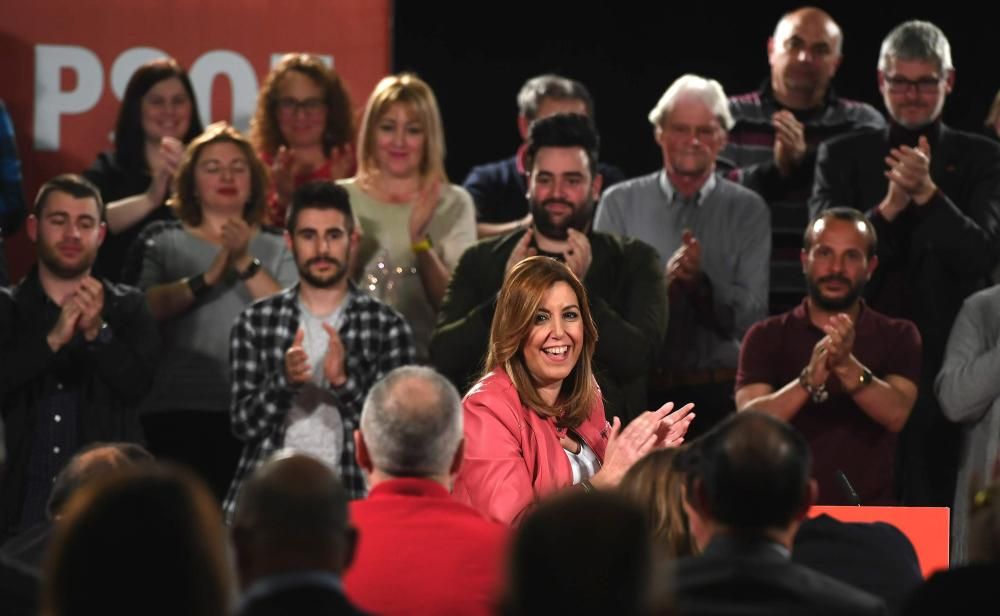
[42,465,232,616]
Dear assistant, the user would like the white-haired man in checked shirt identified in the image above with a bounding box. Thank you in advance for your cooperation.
[223,180,415,519]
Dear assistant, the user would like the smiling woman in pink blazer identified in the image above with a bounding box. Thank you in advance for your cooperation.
[452,256,695,525]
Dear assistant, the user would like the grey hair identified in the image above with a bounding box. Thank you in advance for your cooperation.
[878,20,953,73]
[517,74,594,121]
[648,74,734,131]
[360,366,463,477]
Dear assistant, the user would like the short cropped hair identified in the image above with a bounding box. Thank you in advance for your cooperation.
[286,180,355,235]
[803,207,878,258]
[524,113,600,178]
[47,442,153,518]
[360,366,463,477]
[505,490,653,616]
[648,74,733,131]
[34,174,105,222]
[517,74,595,122]
[878,20,953,74]
[233,452,351,561]
[678,411,812,532]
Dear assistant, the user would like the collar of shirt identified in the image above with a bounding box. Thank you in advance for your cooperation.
[658,170,716,207]
[706,533,792,560]
[239,569,344,609]
[369,477,452,499]
[791,297,872,337]
[758,78,839,116]
[889,118,943,149]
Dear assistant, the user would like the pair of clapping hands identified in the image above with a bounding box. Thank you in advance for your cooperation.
[592,401,696,489]
[284,326,347,387]
[47,277,106,351]
[804,313,857,389]
[505,227,593,280]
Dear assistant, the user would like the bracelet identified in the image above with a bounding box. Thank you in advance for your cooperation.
[237,257,262,280]
[187,273,211,299]
[411,237,432,254]
[798,366,829,404]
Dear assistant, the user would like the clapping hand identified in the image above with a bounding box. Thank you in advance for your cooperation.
[594,402,696,488]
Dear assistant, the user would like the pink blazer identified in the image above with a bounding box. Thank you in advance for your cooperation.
[452,368,611,526]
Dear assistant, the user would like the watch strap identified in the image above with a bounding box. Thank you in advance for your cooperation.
[187,273,210,299]
[238,257,262,280]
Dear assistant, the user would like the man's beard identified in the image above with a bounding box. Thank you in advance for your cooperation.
[37,240,94,279]
[806,273,866,312]
[530,197,593,241]
[298,256,348,289]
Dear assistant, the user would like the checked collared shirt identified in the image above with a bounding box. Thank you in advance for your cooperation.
[223,283,415,520]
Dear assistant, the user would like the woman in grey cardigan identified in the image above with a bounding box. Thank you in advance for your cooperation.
[127,122,298,501]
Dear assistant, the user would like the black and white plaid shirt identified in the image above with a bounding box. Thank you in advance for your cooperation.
[222,283,415,520]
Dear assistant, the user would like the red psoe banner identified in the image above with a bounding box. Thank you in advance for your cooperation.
[0,0,390,278]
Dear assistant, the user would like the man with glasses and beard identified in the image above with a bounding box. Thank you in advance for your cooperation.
[223,181,414,520]
[735,208,920,505]
[810,20,1000,507]
[0,174,158,541]
[431,113,667,422]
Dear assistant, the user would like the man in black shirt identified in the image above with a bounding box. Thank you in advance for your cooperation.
[0,174,159,540]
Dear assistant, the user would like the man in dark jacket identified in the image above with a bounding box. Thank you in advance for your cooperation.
[0,174,159,540]
[432,113,667,421]
[810,20,1000,506]
[674,411,888,616]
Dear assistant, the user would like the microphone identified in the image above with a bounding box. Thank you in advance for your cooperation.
[836,469,861,506]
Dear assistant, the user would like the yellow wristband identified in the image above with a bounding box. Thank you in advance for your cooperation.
[411,237,432,253]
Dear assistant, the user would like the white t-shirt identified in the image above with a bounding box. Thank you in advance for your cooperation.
[283,299,348,467]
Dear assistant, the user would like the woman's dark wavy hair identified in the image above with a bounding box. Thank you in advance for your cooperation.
[113,57,203,174]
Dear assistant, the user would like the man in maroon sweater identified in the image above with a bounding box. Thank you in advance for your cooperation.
[735,208,920,504]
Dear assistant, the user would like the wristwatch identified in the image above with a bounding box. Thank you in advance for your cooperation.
[187,273,211,299]
[852,366,874,393]
[238,257,262,280]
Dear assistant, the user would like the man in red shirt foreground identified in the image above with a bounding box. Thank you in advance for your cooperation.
[345,366,508,616]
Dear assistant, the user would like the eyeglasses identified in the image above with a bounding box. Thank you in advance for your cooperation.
[884,75,943,95]
[276,97,327,116]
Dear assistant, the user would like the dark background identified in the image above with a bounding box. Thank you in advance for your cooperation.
[391,1,997,183]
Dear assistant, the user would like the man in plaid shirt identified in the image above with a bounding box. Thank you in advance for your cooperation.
[223,181,415,519]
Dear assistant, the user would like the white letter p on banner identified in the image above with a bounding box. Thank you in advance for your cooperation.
[34,44,103,151]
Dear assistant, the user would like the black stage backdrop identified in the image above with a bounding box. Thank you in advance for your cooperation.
[391,1,996,183]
